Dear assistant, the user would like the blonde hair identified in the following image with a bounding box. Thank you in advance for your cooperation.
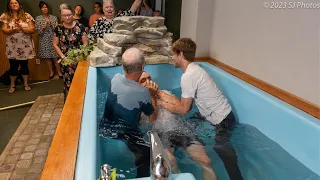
[59,3,72,14]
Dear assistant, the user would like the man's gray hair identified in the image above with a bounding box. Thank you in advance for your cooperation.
[122,48,145,74]
[103,0,114,7]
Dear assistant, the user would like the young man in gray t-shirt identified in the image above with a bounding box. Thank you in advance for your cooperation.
[157,38,243,180]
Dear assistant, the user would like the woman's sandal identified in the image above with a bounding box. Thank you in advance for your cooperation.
[8,87,16,94]
[24,86,31,91]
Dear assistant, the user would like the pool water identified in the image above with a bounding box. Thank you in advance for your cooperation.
[97,82,320,180]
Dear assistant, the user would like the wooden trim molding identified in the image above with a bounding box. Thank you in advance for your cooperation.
[41,61,89,180]
[196,57,320,119]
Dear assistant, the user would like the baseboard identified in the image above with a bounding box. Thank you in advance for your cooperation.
[195,57,320,119]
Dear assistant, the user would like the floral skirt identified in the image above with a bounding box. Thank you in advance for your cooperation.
[62,63,78,101]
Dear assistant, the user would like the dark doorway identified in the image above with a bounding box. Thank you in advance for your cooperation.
[164,0,182,42]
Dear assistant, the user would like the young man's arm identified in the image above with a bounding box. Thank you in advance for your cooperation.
[157,72,195,115]
[157,93,193,115]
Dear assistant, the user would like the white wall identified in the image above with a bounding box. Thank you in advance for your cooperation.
[180,0,213,56]
[195,0,214,56]
[209,0,320,105]
[180,0,198,41]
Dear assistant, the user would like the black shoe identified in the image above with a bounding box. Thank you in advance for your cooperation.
[49,73,55,79]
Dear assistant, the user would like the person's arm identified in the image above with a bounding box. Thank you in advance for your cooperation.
[82,33,88,47]
[145,79,159,121]
[158,96,193,115]
[52,36,64,58]
[16,20,36,34]
[80,25,88,47]
[130,0,142,14]
[89,15,94,27]
[52,26,65,58]
[157,90,180,105]
[143,0,153,16]
[1,22,19,35]
[149,95,158,121]
[158,74,196,115]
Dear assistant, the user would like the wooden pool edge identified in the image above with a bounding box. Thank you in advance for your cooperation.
[40,57,319,180]
[41,61,89,180]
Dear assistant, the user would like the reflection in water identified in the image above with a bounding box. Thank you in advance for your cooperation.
[97,87,320,180]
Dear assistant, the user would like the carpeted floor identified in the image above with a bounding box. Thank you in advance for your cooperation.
[0,106,31,153]
[0,79,63,153]
[0,80,63,108]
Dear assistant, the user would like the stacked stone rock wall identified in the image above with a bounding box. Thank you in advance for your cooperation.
[88,16,173,67]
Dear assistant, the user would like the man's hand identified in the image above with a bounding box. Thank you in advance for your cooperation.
[146,79,158,96]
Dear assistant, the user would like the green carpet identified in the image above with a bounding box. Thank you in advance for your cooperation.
[0,80,64,108]
[0,79,63,153]
[0,106,31,153]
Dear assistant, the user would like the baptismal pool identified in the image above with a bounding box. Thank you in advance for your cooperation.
[75,63,320,180]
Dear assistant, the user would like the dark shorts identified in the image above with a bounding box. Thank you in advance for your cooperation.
[158,130,199,149]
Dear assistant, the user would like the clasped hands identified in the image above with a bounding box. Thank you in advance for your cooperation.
[42,19,52,30]
[11,21,23,33]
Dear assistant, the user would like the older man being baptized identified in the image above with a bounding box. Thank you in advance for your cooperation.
[139,72,217,180]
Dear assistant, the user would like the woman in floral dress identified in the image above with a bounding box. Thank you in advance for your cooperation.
[53,3,88,100]
[0,0,36,93]
[35,1,62,79]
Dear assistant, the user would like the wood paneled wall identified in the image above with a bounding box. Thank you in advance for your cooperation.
[0,32,51,81]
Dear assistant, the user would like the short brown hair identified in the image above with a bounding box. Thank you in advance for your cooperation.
[172,38,197,62]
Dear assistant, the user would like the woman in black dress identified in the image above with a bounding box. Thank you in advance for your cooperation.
[73,5,89,32]
[53,3,88,100]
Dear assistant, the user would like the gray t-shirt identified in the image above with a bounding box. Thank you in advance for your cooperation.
[181,63,232,125]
